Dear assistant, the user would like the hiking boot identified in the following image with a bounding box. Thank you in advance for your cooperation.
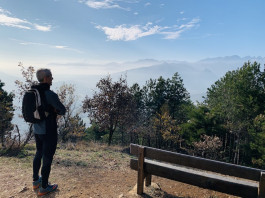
[32,177,42,189]
[38,184,58,196]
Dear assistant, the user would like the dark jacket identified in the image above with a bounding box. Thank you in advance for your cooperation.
[32,83,66,135]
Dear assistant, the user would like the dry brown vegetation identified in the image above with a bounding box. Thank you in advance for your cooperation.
[0,142,238,198]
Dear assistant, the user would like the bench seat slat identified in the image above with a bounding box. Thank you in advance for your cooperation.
[130,159,258,198]
[130,144,262,181]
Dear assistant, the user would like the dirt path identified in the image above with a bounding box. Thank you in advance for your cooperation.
[0,144,239,198]
[0,159,239,198]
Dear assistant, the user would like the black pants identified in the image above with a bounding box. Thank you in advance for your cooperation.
[33,133,57,188]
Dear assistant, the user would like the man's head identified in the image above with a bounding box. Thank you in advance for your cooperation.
[36,68,53,85]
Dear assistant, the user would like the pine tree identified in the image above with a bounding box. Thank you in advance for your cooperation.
[0,80,14,148]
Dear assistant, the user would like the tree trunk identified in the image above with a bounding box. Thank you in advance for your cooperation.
[21,124,34,148]
[15,125,21,147]
[170,140,174,150]
[233,134,237,164]
[136,134,139,145]
[0,133,4,148]
[108,129,114,146]
[155,133,158,148]
[224,133,227,153]
[121,129,124,145]
[236,134,240,165]
[147,135,151,147]
[237,148,240,165]
[229,133,232,162]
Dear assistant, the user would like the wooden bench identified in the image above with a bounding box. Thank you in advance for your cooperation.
[130,143,265,198]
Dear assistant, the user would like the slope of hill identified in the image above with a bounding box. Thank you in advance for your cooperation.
[0,142,237,198]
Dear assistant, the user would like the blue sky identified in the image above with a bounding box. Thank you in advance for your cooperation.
[0,0,265,76]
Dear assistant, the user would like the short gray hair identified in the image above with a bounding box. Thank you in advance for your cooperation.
[36,68,52,82]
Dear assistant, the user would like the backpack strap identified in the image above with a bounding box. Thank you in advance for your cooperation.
[30,88,50,119]
[30,88,41,107]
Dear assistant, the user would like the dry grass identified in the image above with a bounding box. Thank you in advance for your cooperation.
[0,141,237,198]
[53,141,130,169]
[0,141,131,169]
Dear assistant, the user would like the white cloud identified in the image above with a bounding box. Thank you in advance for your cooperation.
[96,18,200,41]
[55,45,67,49]
[134,12,138,15]
[179,18,200,29]
[145,2,151,6]
[34,24,51,32]
[176,17,187,22]
[86,0,119,9]
[0,7,52,31]
[80,0,129,10]
[162,18,200,39]
[162,30,183,40]
[0,8,11,15]
[19,41,45,46]
[53,45,83,53]
[0,13,31,29]
[12,39,83,53]
[96,23,161,41]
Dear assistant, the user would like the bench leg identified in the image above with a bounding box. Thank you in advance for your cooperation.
[137,146,145,195]
[145,174,152,187]
[259,172,265,198]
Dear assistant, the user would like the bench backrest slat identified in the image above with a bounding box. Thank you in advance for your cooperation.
[130,144,262,181]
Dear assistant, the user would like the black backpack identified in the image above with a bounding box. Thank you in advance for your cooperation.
[22,88,49,123]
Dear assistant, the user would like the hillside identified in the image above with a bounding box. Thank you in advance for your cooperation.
[0,142,238,198]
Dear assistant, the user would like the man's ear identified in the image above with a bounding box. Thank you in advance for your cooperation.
[43,76,48,83]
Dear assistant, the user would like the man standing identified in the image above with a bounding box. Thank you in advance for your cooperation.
[31,68,66,196]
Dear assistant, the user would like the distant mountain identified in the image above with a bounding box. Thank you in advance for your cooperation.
[2,55,264,102]
[200,55,265,63]
[112,62,214,102]
[198,56,265,76]
[1,56,265,135]
[111,56,265,102]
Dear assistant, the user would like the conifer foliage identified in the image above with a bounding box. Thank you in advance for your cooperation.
[205,62,265,165]
[0,80,14,148]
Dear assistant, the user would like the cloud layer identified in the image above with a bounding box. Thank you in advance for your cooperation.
[13,39,83,53]
[48,59,164,75]
[96,18,200,41]
[0,7,51,31]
